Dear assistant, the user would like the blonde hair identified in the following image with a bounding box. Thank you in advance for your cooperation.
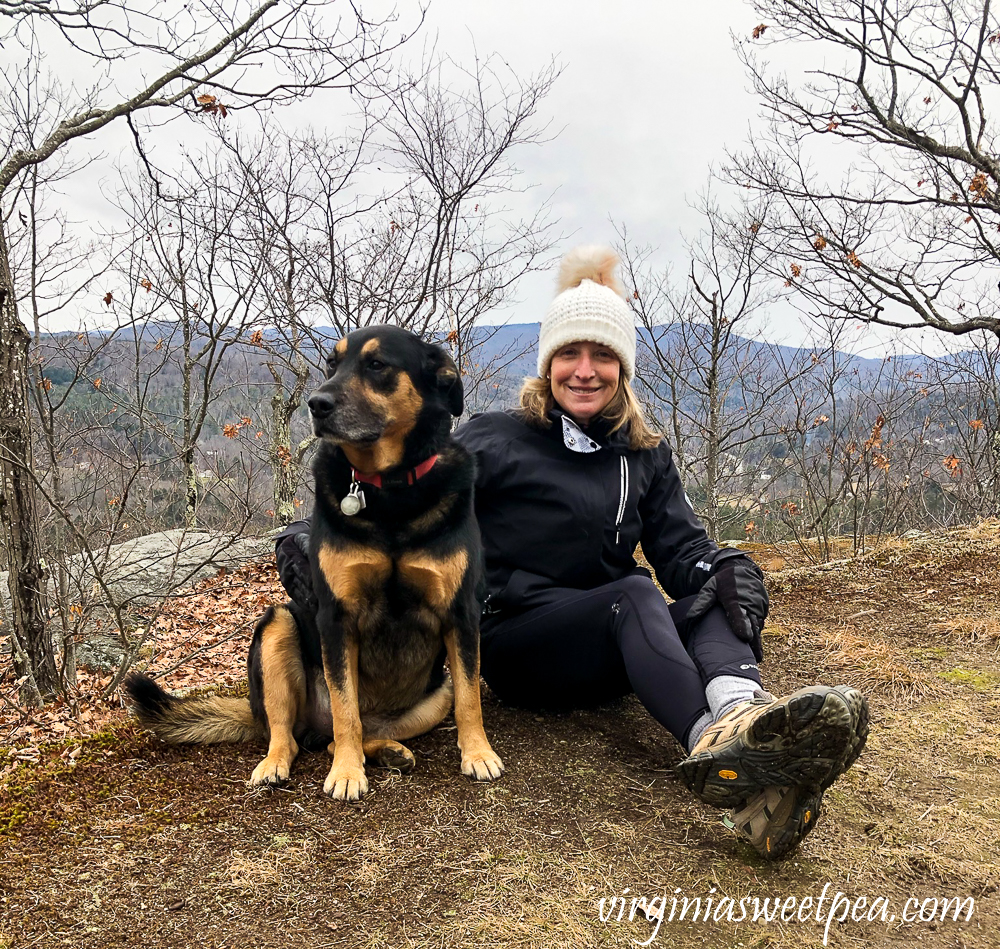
[518,375,662,451]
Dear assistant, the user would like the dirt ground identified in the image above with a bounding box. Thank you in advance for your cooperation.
[2,523,999,949]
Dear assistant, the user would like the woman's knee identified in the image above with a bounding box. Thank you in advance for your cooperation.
[614,572,668,609]
[611,578,689,662]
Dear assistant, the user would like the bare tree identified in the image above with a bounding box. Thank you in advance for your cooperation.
[289,58,559,413]
[764,318,865,561]
[14,184,111,690]
[114,155,271,529]
[764,319,941,560]
[729,1,1000,341]
[380,56,558,405]
[0,0,418,702]
[5,159,269,704]
[620,192,815,540]
[231,53,559,501]
[215,124,374,526]
[834,352,932,552]
[157,55,558,529]
[923,332,1000,521]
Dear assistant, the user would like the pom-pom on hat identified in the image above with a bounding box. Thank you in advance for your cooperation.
[537,245,636,380]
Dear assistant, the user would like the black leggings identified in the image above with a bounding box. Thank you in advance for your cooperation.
[479,573,761,747]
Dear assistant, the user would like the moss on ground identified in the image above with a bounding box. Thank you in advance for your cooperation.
[937,668,1000,691]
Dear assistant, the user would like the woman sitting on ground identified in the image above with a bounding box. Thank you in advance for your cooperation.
[276,245,868,859]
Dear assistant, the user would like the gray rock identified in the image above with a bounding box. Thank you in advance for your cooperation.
[1,529,274,632]
[76,636,128,673]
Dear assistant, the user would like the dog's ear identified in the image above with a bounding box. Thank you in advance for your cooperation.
[424,343,464,417]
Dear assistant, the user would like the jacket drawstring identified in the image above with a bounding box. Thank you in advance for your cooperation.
[615,455,629,544]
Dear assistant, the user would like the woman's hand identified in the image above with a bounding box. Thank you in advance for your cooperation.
[686,557,769,662]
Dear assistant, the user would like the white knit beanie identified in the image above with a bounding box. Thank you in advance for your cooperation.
[537,245,636,380]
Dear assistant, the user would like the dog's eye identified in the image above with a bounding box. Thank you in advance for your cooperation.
[367,359,387,372]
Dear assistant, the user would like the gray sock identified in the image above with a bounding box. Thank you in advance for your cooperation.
[705,675,761,722]
[685,710,713,753]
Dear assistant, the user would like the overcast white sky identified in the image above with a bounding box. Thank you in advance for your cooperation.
[422,0,766,327]
[33,0,944,354]
[426,0,761,237]
[398,0,937,354]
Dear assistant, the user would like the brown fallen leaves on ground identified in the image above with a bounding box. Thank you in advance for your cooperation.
[0,557,284,780]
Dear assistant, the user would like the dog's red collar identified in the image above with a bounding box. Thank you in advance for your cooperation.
[351,454,439,489]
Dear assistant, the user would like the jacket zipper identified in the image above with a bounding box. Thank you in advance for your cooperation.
[615,455,629,544]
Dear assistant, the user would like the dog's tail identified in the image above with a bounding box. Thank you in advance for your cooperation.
[125,673,264,745]
[364,676,454,741]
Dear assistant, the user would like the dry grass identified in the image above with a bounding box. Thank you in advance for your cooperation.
[818,628,944,701]
[225,837,319,892]
[967,517,1000,542]
[932,614,1000,647]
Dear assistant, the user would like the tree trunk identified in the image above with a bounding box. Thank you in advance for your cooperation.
[0,226,58,703]
[270,414,297,526]
[183,444,198,531]
[703,301,722,541]
[704,375,720,541]
[181,300,198,531]
[268,359,309,527]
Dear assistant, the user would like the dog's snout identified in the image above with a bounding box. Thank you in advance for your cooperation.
[308,392,336,419]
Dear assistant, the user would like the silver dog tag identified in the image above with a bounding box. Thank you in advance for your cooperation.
[340,481,366,516]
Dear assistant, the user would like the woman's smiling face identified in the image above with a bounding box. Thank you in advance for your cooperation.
[548,340,621,425]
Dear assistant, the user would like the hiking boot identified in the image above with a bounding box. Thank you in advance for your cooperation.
[824,684,869,788]
[721,685,870,860]
[722,785,821,859]
[676,685,855,809]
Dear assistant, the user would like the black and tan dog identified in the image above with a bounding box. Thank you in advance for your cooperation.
[126,325,504,800]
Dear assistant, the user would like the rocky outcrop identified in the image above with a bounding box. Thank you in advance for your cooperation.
[1,530,273,669]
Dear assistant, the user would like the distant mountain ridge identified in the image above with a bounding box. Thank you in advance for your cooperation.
[431,322,928,385]
[37,320,932,412]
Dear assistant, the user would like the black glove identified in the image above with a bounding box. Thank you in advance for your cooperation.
[686,555,769,662]
[275,522,317,613]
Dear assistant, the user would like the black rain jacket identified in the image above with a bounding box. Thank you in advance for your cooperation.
[453,409,731,615]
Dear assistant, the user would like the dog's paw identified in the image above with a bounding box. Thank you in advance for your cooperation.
[323,764,369,801]
[367,741,416,774]
[250,756,291,787]
[382,746,416,773]
[461,748,505,782]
